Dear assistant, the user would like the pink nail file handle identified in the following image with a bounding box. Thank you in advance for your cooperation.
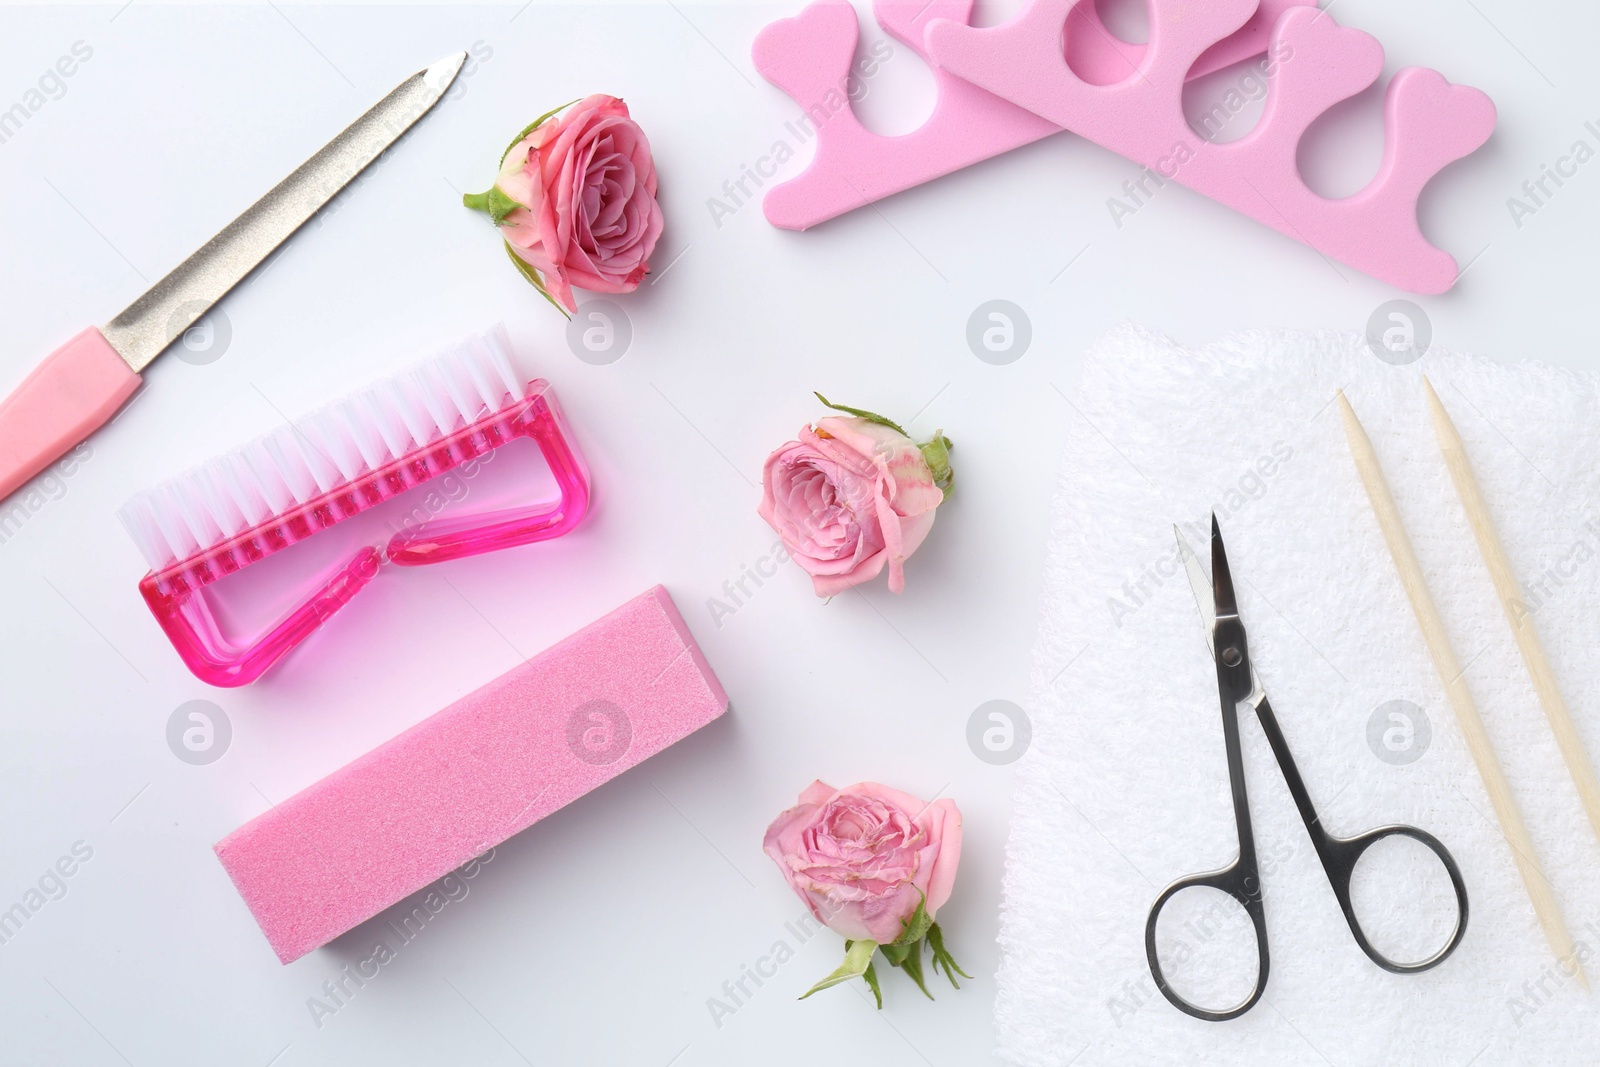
[213,586,730,964]
[0,328,140,501]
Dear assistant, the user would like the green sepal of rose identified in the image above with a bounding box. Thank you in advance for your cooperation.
[813,393,955,495]
[461,99,583,223]
[500,241,569,318]
[798,891,971,1008]
[461,189,570,317]
[500,99,579,163]
[460,101,583,317]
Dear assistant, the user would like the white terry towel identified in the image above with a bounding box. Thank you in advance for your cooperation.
[998,326,1600,1065]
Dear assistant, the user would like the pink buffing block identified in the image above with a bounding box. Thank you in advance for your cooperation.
[214,586,728,963]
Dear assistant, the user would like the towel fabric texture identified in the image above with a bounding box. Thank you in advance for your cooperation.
[998,326,1600,1064]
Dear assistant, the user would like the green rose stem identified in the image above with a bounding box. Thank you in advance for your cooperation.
[461,186,522,225]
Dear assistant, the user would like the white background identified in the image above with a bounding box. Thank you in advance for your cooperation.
[0,2,1595,1064]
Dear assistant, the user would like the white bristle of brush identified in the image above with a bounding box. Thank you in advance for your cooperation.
[118,326,526,572]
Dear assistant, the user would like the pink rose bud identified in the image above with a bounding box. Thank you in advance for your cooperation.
[463,94,664,315]
[758,395,953,598]
[764,780,969,1006]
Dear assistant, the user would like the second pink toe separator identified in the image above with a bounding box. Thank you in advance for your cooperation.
[923,0,1496,293]
[752,0,1312,231]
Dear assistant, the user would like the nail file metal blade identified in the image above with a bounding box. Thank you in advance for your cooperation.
[0,52,467,504]
[103,52,467,371]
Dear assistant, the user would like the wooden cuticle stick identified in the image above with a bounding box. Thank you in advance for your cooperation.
[1338,390,1585,989]
[1425,378,1600,852]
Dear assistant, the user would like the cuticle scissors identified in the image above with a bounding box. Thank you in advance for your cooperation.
[1144,517,1469,1022]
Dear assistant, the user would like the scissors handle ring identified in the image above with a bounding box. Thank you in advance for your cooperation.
[1144,860,1270,1022]
[1317,823,1469,974]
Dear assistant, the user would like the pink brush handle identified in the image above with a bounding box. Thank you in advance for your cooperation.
[0,328,140,501]
[139,386,591,687]
[155,548,383,687]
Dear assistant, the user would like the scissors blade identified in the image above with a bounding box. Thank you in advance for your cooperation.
[1176,517,1265,704]
[1211,514,1241,621]
[1174,524,1217,658]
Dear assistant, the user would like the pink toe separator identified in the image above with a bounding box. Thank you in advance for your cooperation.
[922,0,1496,293]
[753,0,1315,232]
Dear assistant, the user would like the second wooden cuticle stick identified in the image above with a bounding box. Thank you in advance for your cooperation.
[1425,377,1600,855]
[1338,389,1585,989]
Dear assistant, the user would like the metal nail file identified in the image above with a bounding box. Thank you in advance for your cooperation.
[0,52,467,503]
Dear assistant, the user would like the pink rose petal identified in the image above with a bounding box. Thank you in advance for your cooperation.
[763,782,963,945]
[757,417,945,597]
[489,95,663,312]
